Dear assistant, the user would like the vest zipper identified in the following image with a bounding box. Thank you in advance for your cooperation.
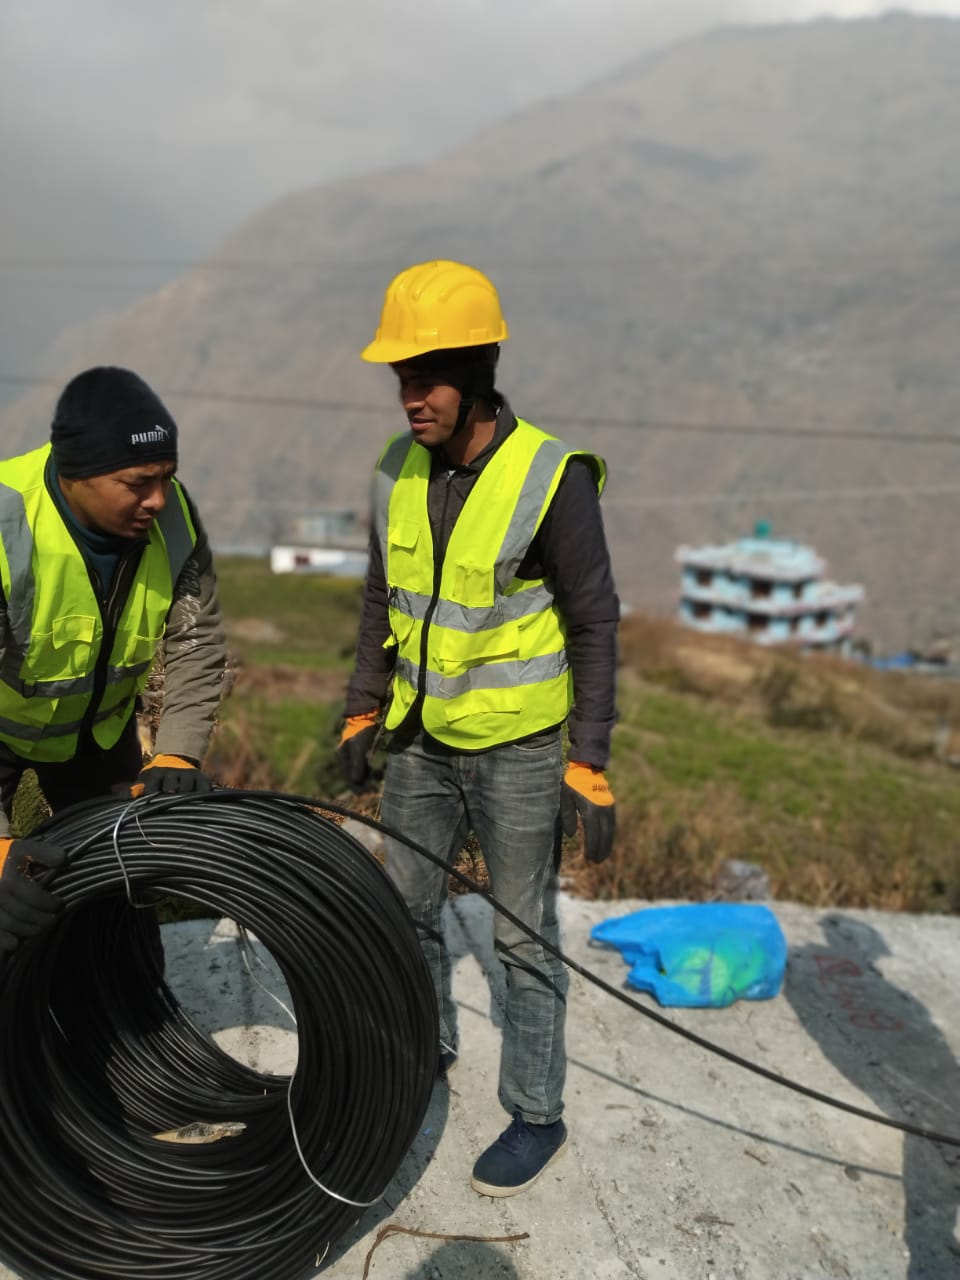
[416,471,454,702]
[78,543,144,740]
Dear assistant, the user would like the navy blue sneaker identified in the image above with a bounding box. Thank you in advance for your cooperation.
[470,1111,568,1197]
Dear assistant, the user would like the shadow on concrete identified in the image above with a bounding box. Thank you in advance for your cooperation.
[163,917,451,1277]
[447,895,903,1180]
[447,896,508,1026]
[164,918,305,1040]
[399,1240,522,1279]
[319,1080,452,1273]
[785,913,960,1278]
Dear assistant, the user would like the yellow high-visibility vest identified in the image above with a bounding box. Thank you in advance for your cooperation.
[0,445,197,761]
[375,418,605,749]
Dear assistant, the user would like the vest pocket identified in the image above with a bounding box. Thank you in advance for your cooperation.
[112,628,161,669]
[387,521,425,589]
[387,610,417,650]
[24,614,98,680]
[449,561,495,608]
[433,619,519,673]
[442,686,522,722]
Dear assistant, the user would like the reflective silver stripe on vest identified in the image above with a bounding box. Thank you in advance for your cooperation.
[0,671,95,698]
[0,701,118,742]
[0,654,153,702]
[0,481,35,660]
[396,650,568,699]
[493,437,571,591]
[375,432,572,598]
[0,474,190,700]
[106,659,154,685]
[0,713,85,741]
[389,583,555,631]
[374,436,414,547]
[157,485,195,582]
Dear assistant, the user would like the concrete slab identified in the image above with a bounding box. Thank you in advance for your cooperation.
[1,896,958,1279]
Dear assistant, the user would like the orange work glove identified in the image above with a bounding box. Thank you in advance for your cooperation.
[0,835,68,953]
[560,762,616,864]
[131,755,213,798]
[337,710,380,793]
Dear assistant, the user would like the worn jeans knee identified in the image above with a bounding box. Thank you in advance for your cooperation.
[380,729,567,1122]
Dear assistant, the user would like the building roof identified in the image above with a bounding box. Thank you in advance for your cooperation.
[677,535,825,582]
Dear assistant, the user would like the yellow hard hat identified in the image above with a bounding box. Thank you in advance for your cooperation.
[361,260,509,363]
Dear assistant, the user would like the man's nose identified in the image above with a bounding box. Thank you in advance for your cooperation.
[142,481,168,512]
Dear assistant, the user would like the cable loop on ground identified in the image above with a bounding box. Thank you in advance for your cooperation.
[1,784,956,1280]
[0,790,438,1280]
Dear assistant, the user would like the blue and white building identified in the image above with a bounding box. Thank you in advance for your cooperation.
[676,525,864,653]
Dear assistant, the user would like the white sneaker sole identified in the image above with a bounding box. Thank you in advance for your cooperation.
[469,1135,569,1198]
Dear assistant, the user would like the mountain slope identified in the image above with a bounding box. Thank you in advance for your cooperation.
[4,13,960,650]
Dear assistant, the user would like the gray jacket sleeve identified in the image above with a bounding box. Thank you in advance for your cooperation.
[534,458,620,769]
[153,507,228,765]
[344,529,396,716]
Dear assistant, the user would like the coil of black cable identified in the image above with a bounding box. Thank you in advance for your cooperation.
[0,789,438,1280]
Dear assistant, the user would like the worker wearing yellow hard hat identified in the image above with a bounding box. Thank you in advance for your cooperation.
[361,259,509,362]
[361,259,510,446]
[338,259,620,1199]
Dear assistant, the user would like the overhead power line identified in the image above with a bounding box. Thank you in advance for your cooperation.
[601,483,960,508]
[0,247,951,273]
[567,414,960,447]
[0,374,393,418]
[2,373,959,448]
[198,482,960,515]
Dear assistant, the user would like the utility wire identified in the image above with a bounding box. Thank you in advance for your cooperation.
[1,784,956,1280]
[192,483,960,518]
[0,374,394,417]
[600,483,960,508]
[3,373,960,448]
[333,797,960,1152]
[0,250,951,273]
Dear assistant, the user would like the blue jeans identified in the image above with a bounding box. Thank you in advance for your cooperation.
[380,728,568,1126]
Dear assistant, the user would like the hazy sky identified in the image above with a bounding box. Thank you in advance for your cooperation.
[1,1,959,379]
[5,0,960,251]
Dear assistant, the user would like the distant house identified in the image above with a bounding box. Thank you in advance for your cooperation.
[270,508,368,578]
[675,523,864,654]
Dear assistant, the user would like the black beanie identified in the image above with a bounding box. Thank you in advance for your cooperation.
[51,367,179,479]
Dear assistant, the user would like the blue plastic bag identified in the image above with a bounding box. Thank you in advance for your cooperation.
[590,903,787,1008]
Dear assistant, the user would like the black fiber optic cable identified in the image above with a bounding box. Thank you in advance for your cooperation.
[322,799,960,1152]
[1,785,957,1280]
[0,790,438,1280]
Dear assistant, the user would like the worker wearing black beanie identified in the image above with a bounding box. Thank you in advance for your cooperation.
[0,366,227,961]
[51,366,178,479]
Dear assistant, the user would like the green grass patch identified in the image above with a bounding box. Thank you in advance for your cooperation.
[608,680,960,912]
[214,693,342,798]
[215,556,364,668]
[203,558,960,914]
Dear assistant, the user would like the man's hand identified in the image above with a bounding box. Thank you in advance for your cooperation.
[131,755,213,798]
[0,836,68,953]
[337,711,380,793]
[560,762,616,864]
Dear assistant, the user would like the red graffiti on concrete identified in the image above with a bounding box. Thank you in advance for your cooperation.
[813,954,906,1032]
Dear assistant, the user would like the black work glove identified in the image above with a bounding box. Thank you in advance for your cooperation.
[337,711,380,793]
[131,754,213,797]
[0,836,68,953]
[560,762,616,864]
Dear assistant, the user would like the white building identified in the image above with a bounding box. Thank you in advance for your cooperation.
[676,524,864,653]
[270,508,368,578]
